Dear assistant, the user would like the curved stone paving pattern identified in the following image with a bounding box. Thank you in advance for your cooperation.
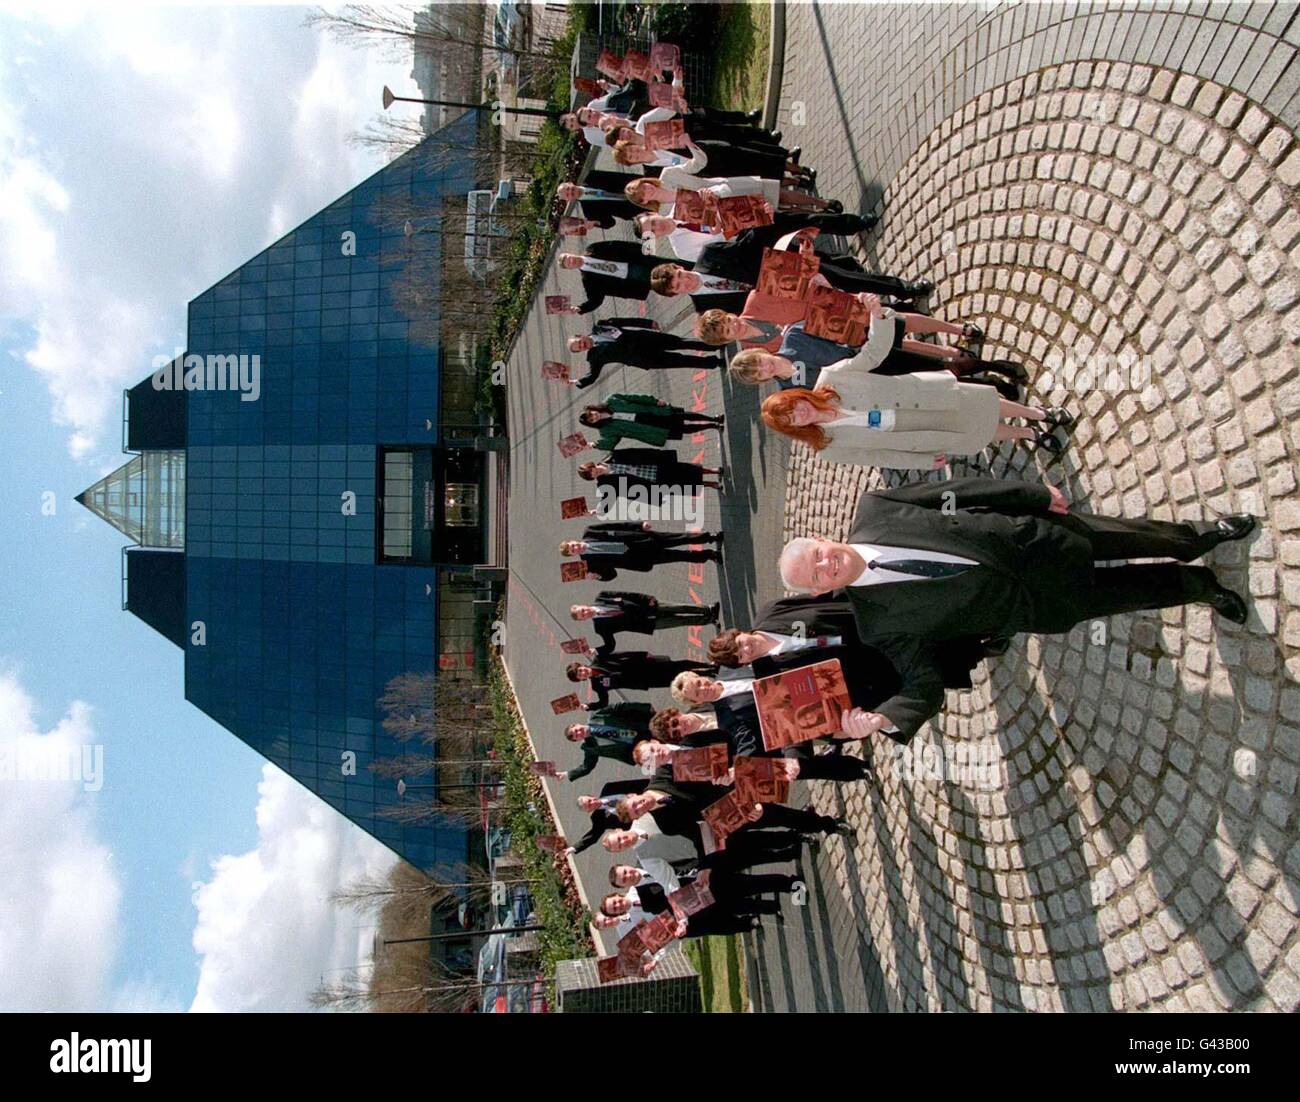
[780,61,1300,1011]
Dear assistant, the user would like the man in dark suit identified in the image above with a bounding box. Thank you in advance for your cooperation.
[566,652,717,709]
[709,595,1002,707]
[558,240,693,315]
[561,521,722,581]
[656,695,875,783]
[574,699,655,732]
[609,768,847,858]
[576,448,724,497]
[560,717,651,782]
[651,229,931,306]
[778,477,1255,740]
[568,779,649,854]
[570,316,722,389]
[571,590,720,654]
[557,168,659,227]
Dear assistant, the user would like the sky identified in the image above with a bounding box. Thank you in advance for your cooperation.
[0,0,439,1012]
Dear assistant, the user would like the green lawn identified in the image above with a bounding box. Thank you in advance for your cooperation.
[708,1,773,113]
[683,935,750,1013]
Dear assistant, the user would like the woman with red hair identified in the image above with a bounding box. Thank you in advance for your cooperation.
[760,358,1072,468]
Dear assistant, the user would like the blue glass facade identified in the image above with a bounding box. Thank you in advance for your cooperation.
[178,116,480,872]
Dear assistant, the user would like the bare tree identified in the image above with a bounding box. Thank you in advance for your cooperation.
[377,670,485,757]
[305,4,557,65]
[333,863,536,918]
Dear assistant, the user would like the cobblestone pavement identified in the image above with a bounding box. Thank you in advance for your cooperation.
[753,1,1300,1012]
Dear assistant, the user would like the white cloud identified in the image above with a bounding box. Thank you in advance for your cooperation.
[0,670,121,1012]
[189,764,398,1013]
[0,4,422,460]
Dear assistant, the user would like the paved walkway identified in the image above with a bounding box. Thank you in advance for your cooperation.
[503,1,1300,1010]
[760,0,1300,1012]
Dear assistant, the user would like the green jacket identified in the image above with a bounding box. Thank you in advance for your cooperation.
[594,420,670,449]
[606,393,672,415]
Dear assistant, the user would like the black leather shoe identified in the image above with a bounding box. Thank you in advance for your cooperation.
[1216,515,1258,543]
[1044,406,1076,431]
[1033,429,1065,455]
[787,144,801,163]
[985,358,1030,383]
[771,130,783,144]
[824,199,844,214]
[981,636,1012,657]
[1206,583,1248,624]
[746,108,762,121]
[904,280,934,298]
[845,213,878,234]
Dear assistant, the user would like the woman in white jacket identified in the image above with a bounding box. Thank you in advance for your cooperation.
[761,344,1072,468]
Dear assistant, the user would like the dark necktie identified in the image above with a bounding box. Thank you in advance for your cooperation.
[871,556,971,579]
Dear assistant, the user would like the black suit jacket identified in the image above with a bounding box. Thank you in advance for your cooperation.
[587,700,655,733]
[571,778,649,853]
[841,478,1092,736]
[565,727,647,781]
[575,241,674,313]
[593,590,660,643]
[750,596,985,694]
[588,651,690,692]
[694,223,791,285]
[585,326,693,368]
[580,520,700,579]
[599,80,651,119]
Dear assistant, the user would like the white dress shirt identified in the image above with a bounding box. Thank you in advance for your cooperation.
[847,542,977,586]
[757,630,844,655]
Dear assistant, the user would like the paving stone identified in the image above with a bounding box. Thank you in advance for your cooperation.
[748,1,1300,1014]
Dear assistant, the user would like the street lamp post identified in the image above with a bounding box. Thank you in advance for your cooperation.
[383,86,557,119]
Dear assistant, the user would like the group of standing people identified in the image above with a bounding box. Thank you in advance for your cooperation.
[531,46,1258,974]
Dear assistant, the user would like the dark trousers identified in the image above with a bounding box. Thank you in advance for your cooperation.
[1078,565,1217,618]
[696,107,759,125]
[645,549,717,566]
[792,753,870,782]
[711,872,798,914]
[685,116,782,147]
[1050,511,1219,562]
[1043,513,1222,624]
[702,830,800,870]
[751,804,837,833]
[649,531,720,549]
[626,351,721,369]
[698,142,787,179]
[772,212,870,237]
[818,261,918,297]
[646,413,724,436]
[656,335,719,353]
[654,603,718,628]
